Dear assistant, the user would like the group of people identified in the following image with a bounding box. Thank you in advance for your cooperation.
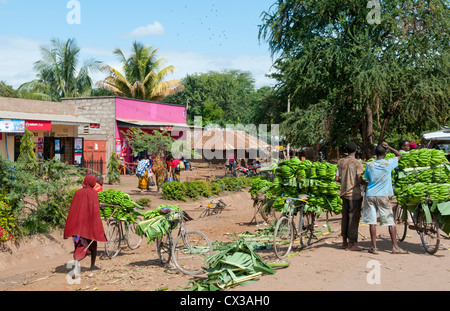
[64,140,414,274]
[135,154,187,192]
[335,141,408,254]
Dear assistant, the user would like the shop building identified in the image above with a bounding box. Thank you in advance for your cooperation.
[61,97,189,164]
[0,97,94,165]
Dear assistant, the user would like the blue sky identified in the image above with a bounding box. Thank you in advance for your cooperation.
[0,0,277,90]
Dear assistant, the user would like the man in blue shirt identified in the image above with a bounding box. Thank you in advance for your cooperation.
[362,142,408,254]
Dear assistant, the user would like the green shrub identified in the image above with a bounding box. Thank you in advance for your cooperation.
[209,182,223,196]
[0,196,16,241]
[107,152,121,185]
[193,180,212,198]
[183,182,200,200]
[136,197,152,207]
[161,182,187,201]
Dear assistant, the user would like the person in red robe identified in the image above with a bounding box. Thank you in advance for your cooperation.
[64,175,107,270]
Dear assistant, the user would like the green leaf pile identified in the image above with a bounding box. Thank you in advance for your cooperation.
[134,204,182,243]
[184,238,288,291]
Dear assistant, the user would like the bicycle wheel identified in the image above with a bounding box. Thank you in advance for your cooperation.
[105,220,121,259]
[273,216,294,259]
[415,205,440,255]
[393,203,407,242]
[172,230,213,275]
[126,216,143,250]
[298,206,315,247]
[156,233,173,265]
[261,199,278,223]
[199,208,209,218]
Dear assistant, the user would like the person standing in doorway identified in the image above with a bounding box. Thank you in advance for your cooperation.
[335,142,367,251]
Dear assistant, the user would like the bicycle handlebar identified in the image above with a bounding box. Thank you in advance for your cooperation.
[281,195,309,201]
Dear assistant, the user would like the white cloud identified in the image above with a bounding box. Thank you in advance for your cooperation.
[0,35,43,88]
[120,21,165,38]
[160,50,276,89]
[0,35,276,91]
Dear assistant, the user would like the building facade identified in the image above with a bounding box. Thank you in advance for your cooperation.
[0,97,94,164]
[62,97,188,164]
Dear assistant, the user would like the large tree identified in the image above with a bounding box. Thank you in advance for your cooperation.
[18,38,101,101]
[98,42,183,101]
[259,0,449,158]
[163,70,272,126]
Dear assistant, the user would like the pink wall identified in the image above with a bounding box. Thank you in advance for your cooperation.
[114,98,187,162]
[115,98,187,124]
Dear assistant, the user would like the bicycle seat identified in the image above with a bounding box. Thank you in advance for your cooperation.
[160,206,172,214]
[298,194,309,200]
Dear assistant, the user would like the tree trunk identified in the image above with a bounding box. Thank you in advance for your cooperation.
[360,105,374,160]
[378,101,400,145]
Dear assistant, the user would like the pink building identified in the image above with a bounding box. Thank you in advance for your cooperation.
[62,97,189,170]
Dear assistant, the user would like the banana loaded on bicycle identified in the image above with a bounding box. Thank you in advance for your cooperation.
[135,204,213,275]
[392,149,450,255]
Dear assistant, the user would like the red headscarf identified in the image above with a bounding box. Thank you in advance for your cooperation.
[63,175,107,242]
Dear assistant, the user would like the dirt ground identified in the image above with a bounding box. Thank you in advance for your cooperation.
[1,170,449,292]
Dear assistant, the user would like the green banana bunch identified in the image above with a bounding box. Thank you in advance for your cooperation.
[431,149,448,166]
[98,189,141,210]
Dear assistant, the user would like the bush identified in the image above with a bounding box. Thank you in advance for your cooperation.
[135,198,152,207]
[193,180,212,198]
[107,152,121,185]
[0,155,84,238]
[0,196,16,242]
[162,182,186,201]
[209,182,223,196]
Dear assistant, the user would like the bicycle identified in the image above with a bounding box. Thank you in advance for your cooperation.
[155,206,213,275]
[273,195,310,259]
[199,198,227,218]
[393,200,441,254]
[102,204,143,259]
[250,194,279,224]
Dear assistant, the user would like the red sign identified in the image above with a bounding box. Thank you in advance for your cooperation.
[25,120,52,131]
[90,123,100,129]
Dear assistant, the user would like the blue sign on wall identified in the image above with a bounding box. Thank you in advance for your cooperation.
[0,119,25,133]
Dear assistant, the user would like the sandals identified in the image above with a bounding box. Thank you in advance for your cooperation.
[391,247,409,254]
[368,247,379,254]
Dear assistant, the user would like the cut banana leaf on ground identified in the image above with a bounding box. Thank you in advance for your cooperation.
[184,238,288,291]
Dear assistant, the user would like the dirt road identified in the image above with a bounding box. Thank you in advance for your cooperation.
[1,174,449,292]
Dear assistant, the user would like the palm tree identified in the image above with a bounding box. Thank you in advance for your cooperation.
[18,38,101,101]
[98,41,184,101]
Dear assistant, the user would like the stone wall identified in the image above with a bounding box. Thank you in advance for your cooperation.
[62,97,116,163]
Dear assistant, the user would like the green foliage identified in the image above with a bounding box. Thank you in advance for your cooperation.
[16,130,39,175]
[259,0,450,156]
[209,182,223,196]
[0,195,16,241]
[0,81,19,98]
[161,177,256,201]
[164,69,272,126]
[135,197,152,208]
[18,38,100,101]
[98,41,183,101]
[107,152,121,185]
[0,154,84,237]
[161,182,187,201]
[122,127,174,155]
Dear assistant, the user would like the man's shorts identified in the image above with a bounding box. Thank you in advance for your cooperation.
[361,196,395,226]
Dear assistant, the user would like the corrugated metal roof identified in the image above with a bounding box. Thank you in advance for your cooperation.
[192,128,270,150]
[0,110,94,125]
